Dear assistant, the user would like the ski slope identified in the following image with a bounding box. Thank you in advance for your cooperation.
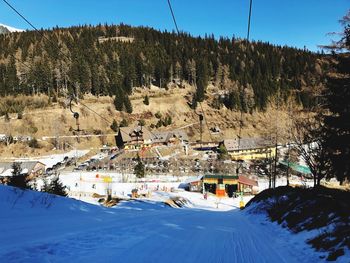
[0,185,327,263]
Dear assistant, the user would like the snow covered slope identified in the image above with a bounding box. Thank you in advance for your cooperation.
[0,185,331,263]
[0,23,24,33]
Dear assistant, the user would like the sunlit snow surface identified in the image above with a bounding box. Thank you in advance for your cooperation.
[0,185,344,263]
[0,23,24,32]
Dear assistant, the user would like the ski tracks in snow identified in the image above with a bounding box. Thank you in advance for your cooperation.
[1,204,322,262]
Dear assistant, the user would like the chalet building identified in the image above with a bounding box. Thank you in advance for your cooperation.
[116,126,154,150]
[220,138,275,160]
[116,126,189,150]
[152,130,188,146]
[185,175,203,192]
[0,161,46,178]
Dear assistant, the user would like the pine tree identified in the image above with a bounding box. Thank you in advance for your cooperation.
[8,162,29,189]
[0,23,323,110]
[322,13,350,184]
[143,95,149,105]
[47,176,67,196]
[124,95,133,114]
[110,119,119,132]
[119,118,128,127]
[113,88,124,111]
[195,60,208,102]
[134,155,145,178]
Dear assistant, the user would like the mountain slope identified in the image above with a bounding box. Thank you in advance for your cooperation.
[0,24,325,112]
[0,23,23,33]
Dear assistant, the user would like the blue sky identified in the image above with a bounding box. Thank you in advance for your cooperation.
[0,0,349,51]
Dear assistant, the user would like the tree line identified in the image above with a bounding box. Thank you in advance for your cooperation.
[289,12,350,186]
[0,23,325,113]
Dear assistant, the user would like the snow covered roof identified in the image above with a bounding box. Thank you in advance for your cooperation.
[152,130,188,144]
[0,161,45,176]
[185,175,203,184]
[223,138,273,152]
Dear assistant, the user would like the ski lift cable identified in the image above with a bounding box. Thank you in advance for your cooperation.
[2,0,186,157]
[167,0,180,35]
[1,0,73,65]
[166,0,213,143]
[199,101,214,141]
[238,0,253,150]
[1,0,137,138]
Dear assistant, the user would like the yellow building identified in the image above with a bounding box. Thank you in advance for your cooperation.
[221,138,276,161]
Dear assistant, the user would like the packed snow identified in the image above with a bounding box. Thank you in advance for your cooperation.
[0,184,333,263]
[12,150,89,169]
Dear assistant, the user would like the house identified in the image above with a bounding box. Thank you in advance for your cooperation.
[116,126,154,150]
[0,161,46,178]
[220,138,276,160]
[116,126,189,150]
[185,175,203,192]
[152,130,188,146]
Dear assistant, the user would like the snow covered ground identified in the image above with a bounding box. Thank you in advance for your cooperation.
[0,185,333,263]
[2,150,89,169]
[0,23,24,32]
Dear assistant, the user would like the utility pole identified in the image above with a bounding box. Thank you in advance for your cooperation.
[286,99,292,186]
[273,88,280,188]
[199,114,203,149]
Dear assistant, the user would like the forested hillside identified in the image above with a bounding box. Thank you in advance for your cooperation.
[0,24,325,113]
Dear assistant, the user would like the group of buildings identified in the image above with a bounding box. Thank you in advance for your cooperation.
[116,125,276,161]
[115,125,279,196]
[0,125,278,197]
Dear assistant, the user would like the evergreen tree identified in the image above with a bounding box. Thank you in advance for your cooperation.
[113,88,124,111]
[47,176,67,196]
[120,118,128,127]
[195,60,208,102]
[143,95,150,105]
[322,17,350,183]
[217,144,229,160]
[134,155,145,178]
[0,23,323,110]
[124,95,133,114]
[8,162,29,189]
[110,119,119,132]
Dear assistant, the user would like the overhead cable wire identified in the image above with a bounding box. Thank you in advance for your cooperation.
[1,0,139,138]
[238,0,253,150]
[166,0,180,35]
[165,0,214,143]
[2,0,72,64]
